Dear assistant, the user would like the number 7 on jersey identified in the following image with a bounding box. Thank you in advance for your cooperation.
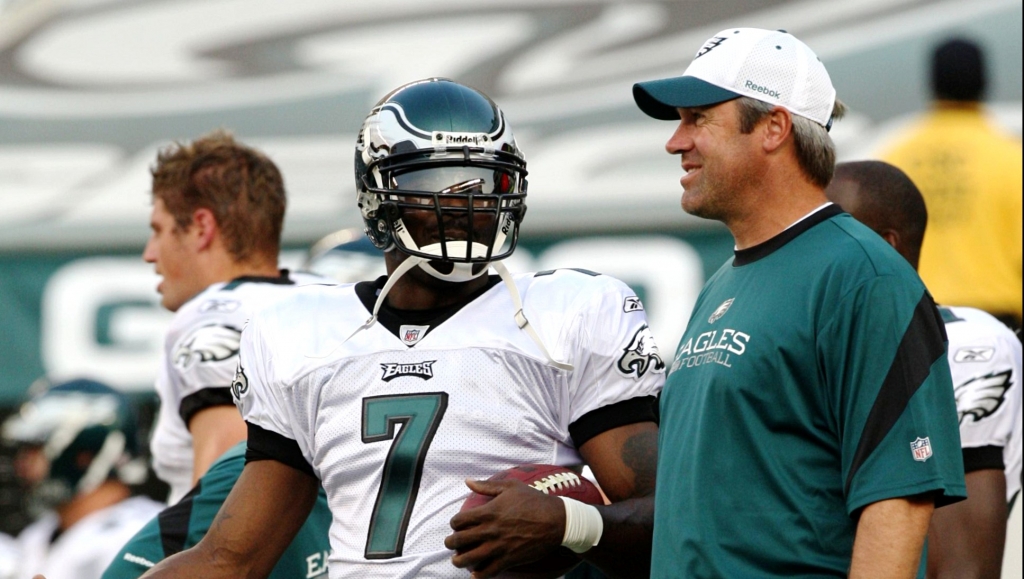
[361,392,448,559]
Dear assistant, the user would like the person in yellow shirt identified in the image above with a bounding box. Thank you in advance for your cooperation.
[880,38,1022,330]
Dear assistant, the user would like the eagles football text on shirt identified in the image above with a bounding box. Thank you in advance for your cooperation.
[150,271,331,504]
[654,205,966,578]
[234,269,664,578]
[941,306,1022,505]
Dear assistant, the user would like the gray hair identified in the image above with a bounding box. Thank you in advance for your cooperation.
[736,97,847,188]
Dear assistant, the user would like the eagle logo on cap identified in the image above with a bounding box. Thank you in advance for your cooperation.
[695,36,728,59]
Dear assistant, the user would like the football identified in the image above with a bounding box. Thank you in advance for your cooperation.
[460,464,604,578]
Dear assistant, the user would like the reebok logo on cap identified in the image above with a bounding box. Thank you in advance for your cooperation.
[633,28,836,127]
[744,80,781,99]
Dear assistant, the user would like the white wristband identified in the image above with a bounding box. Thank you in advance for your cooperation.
[559,496,604,553]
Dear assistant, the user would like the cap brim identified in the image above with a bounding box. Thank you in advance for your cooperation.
[633,76,741,120]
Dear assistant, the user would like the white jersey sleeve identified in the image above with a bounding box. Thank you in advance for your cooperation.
[233,313,315,473]
[527,270,665,445]
[169,321,242,418]
[944,306,1022,503]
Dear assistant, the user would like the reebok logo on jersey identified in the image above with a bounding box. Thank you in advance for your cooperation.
[617,325,665,378]
[623,297,644,313]
[231,362,249,399]
[380,361,436,382]
[708,298,734,324]
[172,324,242,370]
[954,347,995,363]
[198,299,240,313]
[910,437,933,462]
[955,369,1013,424]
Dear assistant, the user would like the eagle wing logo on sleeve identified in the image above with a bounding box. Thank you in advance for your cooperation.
[955,369,1013,424]
[617,325,665,378]
[172,325,243,371]
[231,361,249,400]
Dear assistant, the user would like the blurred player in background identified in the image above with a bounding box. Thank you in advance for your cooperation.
[827,160,1022,579]
[99,131,334,578]
[137,78,662,579]
[879,38,1022,331]
[2,379,163,579]
[143,129,329,504]
[0,532,15,579]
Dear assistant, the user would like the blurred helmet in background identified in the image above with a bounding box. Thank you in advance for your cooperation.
[1,378,146,513]
[300,227,387,284]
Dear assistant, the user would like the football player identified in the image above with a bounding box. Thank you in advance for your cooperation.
[826,160,1022,578]
[2,379,164,579]
[142,129,332,504]
[136,78,663,579]
[98,131,334,578]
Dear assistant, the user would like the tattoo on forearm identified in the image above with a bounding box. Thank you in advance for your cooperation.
[621,431,658,495]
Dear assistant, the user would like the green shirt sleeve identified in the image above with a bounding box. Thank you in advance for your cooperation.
[818,275,966,514]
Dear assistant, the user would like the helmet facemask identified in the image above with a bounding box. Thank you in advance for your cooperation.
[363,145,526,282]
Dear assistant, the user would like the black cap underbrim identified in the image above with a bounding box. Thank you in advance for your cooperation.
[632,76,741,120]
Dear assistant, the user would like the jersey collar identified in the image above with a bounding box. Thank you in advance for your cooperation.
[222,269,294,290]
[733,204,844,266]
[354,275,502,344]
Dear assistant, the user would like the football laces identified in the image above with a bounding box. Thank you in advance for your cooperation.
[530,472,582,494]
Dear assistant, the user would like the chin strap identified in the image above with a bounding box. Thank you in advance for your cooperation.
[342,255,424,344]
[492,261,574,372]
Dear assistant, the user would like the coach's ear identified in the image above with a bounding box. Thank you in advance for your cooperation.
[878,228,900,252]
[761,106,793,154]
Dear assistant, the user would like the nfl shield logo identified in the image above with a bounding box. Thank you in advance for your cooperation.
[399,324,429,346]
[910,437,933,462]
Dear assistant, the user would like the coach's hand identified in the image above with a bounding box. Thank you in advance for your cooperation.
[446,478,565,578]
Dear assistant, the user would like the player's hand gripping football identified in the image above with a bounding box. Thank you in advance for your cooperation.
[446,477,567,578]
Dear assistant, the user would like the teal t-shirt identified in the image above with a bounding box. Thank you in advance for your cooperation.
[652,207,965,578]
[102,442,332,579]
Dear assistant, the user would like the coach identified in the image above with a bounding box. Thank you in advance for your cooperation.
[633,28,966,578]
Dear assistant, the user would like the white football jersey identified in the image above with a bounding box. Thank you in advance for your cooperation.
[235,269,665,578]
[14,496,163,579]
[150,270,333,504]
[943,306,1022,503]
[0,532,17,579]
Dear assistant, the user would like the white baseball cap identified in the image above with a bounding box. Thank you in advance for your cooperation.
[633,28,837,128]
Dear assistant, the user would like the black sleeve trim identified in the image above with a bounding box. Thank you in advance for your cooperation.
[245,422,316,478]
[179,387,235,428]
[845,292,947,498]
[963,446,1005,473]
[157,483,201,557]
[568,396,659,449]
